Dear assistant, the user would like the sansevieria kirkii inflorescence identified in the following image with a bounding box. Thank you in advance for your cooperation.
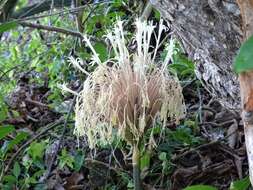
[64,18,186,190]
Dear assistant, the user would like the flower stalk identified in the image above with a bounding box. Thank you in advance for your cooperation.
[133,144,141,190]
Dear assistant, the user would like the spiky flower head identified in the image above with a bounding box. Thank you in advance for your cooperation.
[69,19,186,148]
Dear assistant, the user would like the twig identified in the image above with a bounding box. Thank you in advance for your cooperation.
[172,136,244,163]
[219,143,244,161]
[17,5,88,21]
[81,3,98,28]
[74,1,98,46]
[171,141,219,162]
[197,85,203,123]
[0,64,24,81]
[19,21,84,39]
[140,1,153,21]
[199,120,235,127]
[25,98,51,109]
[189,105,217,115]
[85,158,126,174]
[11,1,111,23]
[17,0,50,19]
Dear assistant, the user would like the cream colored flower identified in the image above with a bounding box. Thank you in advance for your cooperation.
[67,19,186,148]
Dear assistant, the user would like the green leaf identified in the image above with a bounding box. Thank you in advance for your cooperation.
[154,9,161,20]
[158,152,167,161]
[127,180,134,188]
[74,151,85,172]
[0,126,14,140]
[233,35,253,73]
[59,148,74,169]
[3,175,17,184]
[28,141,46,160]
[93,42,107,62]
[0,21,18,34]
[13,162,21,179]
[171,126,200,146]
[7,132,28,152]
[183,185,218,190]
[230,176,251,190]
[140,151,150,171]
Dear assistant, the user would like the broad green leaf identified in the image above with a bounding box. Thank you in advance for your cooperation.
[7,132,28,152]
[0,21,18,34]
[0,101,8,121]
[13,162,21,179]
[93,42,107,62]
[183,185,218,190]
[28,141,46,160]
[154,9,161,20]
[3,175,16,184]
[33,169,45,178]
[0,126,14,140]
[230,176,251,190]
[33,159,45,169]
[74,151,85,172]
[233,35,253,73]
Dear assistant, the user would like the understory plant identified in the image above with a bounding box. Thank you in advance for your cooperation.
[66,19,186,190]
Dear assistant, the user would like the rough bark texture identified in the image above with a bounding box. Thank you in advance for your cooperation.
[151,0,242,110]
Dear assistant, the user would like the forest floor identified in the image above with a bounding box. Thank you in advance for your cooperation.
[0,69,249,190]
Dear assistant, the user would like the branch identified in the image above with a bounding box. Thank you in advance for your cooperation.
[10,0,105,19]
[0,0,19,21]
[140,1,153,21]
[15,5,90,22]
[19,21,84,39]
[11,0,73,19]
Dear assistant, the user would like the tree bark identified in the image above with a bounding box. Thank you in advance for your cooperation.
[150,0,242,110]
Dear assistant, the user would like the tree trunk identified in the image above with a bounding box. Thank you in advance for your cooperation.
[150,0,242,110]
[235,0,253,185]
